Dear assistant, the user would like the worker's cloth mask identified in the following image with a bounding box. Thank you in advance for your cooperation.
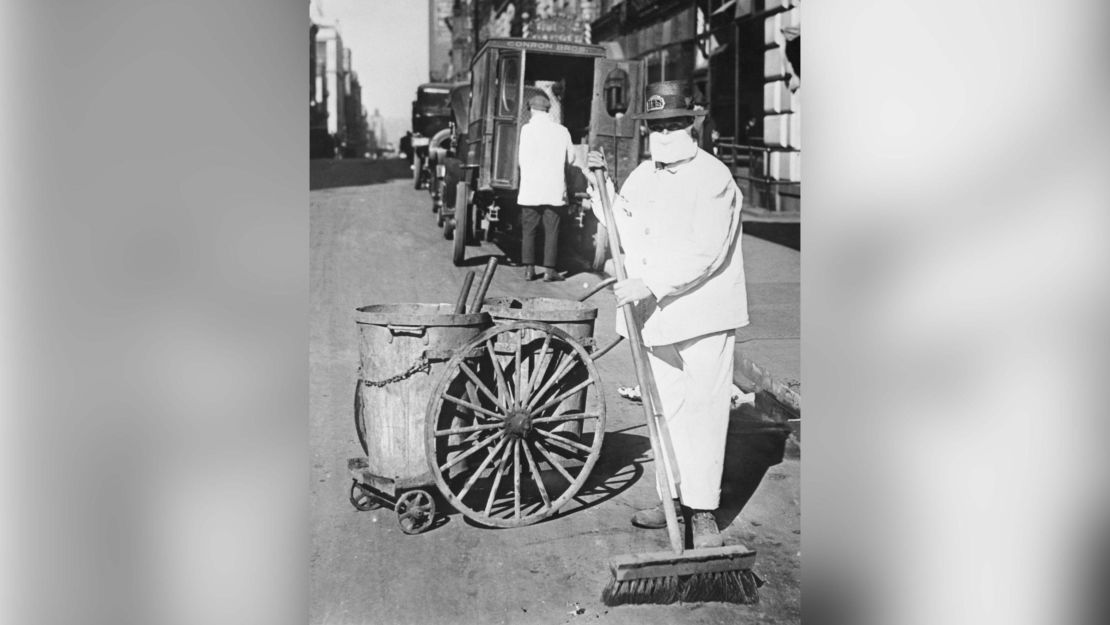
[649,128,697,167]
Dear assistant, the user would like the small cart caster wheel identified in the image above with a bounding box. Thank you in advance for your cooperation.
[349,480,378,511]
[396,489,436,534]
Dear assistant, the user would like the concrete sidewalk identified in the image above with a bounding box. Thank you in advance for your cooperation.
[734,233,800,425]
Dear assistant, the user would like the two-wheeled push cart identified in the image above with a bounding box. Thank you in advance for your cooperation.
[348,276,618,534]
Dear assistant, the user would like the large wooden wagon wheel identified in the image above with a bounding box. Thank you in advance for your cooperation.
[425,321,606,528]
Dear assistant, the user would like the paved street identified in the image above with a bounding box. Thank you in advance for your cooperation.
[310,159,800,624]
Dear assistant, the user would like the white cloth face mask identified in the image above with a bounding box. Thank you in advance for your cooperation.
[648,128,697,165]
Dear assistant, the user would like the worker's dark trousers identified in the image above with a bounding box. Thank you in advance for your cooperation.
[519,204,563,268]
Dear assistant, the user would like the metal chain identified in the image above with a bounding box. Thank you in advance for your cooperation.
[361,354,431,388]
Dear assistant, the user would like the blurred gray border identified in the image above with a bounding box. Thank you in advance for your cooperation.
[5,2,1110,625]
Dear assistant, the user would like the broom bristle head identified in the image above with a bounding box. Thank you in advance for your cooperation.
[679,569,761,604]
[602,574,680,606]
[601,569,761,606]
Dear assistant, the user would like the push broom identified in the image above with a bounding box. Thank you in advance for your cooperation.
[591,167,761,606]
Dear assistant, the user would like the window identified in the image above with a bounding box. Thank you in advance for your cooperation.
[471,54,489,125]
[498,55,520,116]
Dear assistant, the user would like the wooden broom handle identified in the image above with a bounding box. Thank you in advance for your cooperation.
[589,169,680,482]
[591,167,684,554]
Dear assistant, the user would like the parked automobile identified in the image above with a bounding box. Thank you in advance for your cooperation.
[410,82,464,190]
[426,84,471,222]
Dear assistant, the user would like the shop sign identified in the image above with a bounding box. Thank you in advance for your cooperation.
[524,14,590,44]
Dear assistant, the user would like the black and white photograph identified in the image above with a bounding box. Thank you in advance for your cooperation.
[8,2,1110,625]
[310,1,801,622]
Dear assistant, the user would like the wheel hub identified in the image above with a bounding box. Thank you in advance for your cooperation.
[504,409,532,438]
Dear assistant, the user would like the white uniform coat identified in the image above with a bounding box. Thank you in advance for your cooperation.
[590,147,749,509]
[517,111,574,207]
[592,148,749,346]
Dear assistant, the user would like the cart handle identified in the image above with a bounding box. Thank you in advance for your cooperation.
[577,277,616,302]
[589,335,624,361]
[467,257,499,314]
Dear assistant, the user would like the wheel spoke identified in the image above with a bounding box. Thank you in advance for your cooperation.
[535,428,594,455]
[456,435,509,502]
[434,421,503,437]
[526,349,572,411]
[521,333,553,407]
[427,323,606,529]
[521,439,551,510]
[440,392,505,421]
[457,361,505,411]
[529,377,595,417]
[530,437,576,485]
[531,411,601,425]
[513,438,522,520]
[400,506,427,521]
[483,440,514,516]
[485,339,515,408]
[438,431,503,474]
[514,332,524,407]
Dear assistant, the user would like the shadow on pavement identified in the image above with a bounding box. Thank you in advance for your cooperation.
[716,400,791,530]
[743,221,800,251]
[310,158,413,190]
[454,430,647,530]
[565,430,649,512]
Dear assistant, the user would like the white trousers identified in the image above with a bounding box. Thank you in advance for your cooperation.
[646,330,735,510]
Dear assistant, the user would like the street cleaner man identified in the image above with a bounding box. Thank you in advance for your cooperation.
[586,80,749,549]
[517,92,575,282]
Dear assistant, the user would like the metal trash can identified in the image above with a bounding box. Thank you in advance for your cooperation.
[354,303,491,485]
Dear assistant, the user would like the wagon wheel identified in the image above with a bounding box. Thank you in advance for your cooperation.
[432,175,444,214]
[413,155,424,190]
[470,200,484,242]
[396,489,436,534]
[425,322,606,528]
[452,195,469,266]
[349,480,380,511]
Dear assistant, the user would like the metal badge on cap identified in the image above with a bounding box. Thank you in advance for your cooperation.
[646,95,665,112]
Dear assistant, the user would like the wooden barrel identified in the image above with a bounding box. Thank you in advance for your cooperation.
[355,303,491,483]
[482,297,598,437]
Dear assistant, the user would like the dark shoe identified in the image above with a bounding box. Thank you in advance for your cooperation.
[543,272,565,282]
[631,502,683,529]
[691,510,723,549]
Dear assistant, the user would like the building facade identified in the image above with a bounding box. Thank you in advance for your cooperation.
[591,0,801,216]
[345,70,371,157]
[443,0,595,82]
[310,14,331,158]
[310,0,374,159]
[430,0,456,81]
